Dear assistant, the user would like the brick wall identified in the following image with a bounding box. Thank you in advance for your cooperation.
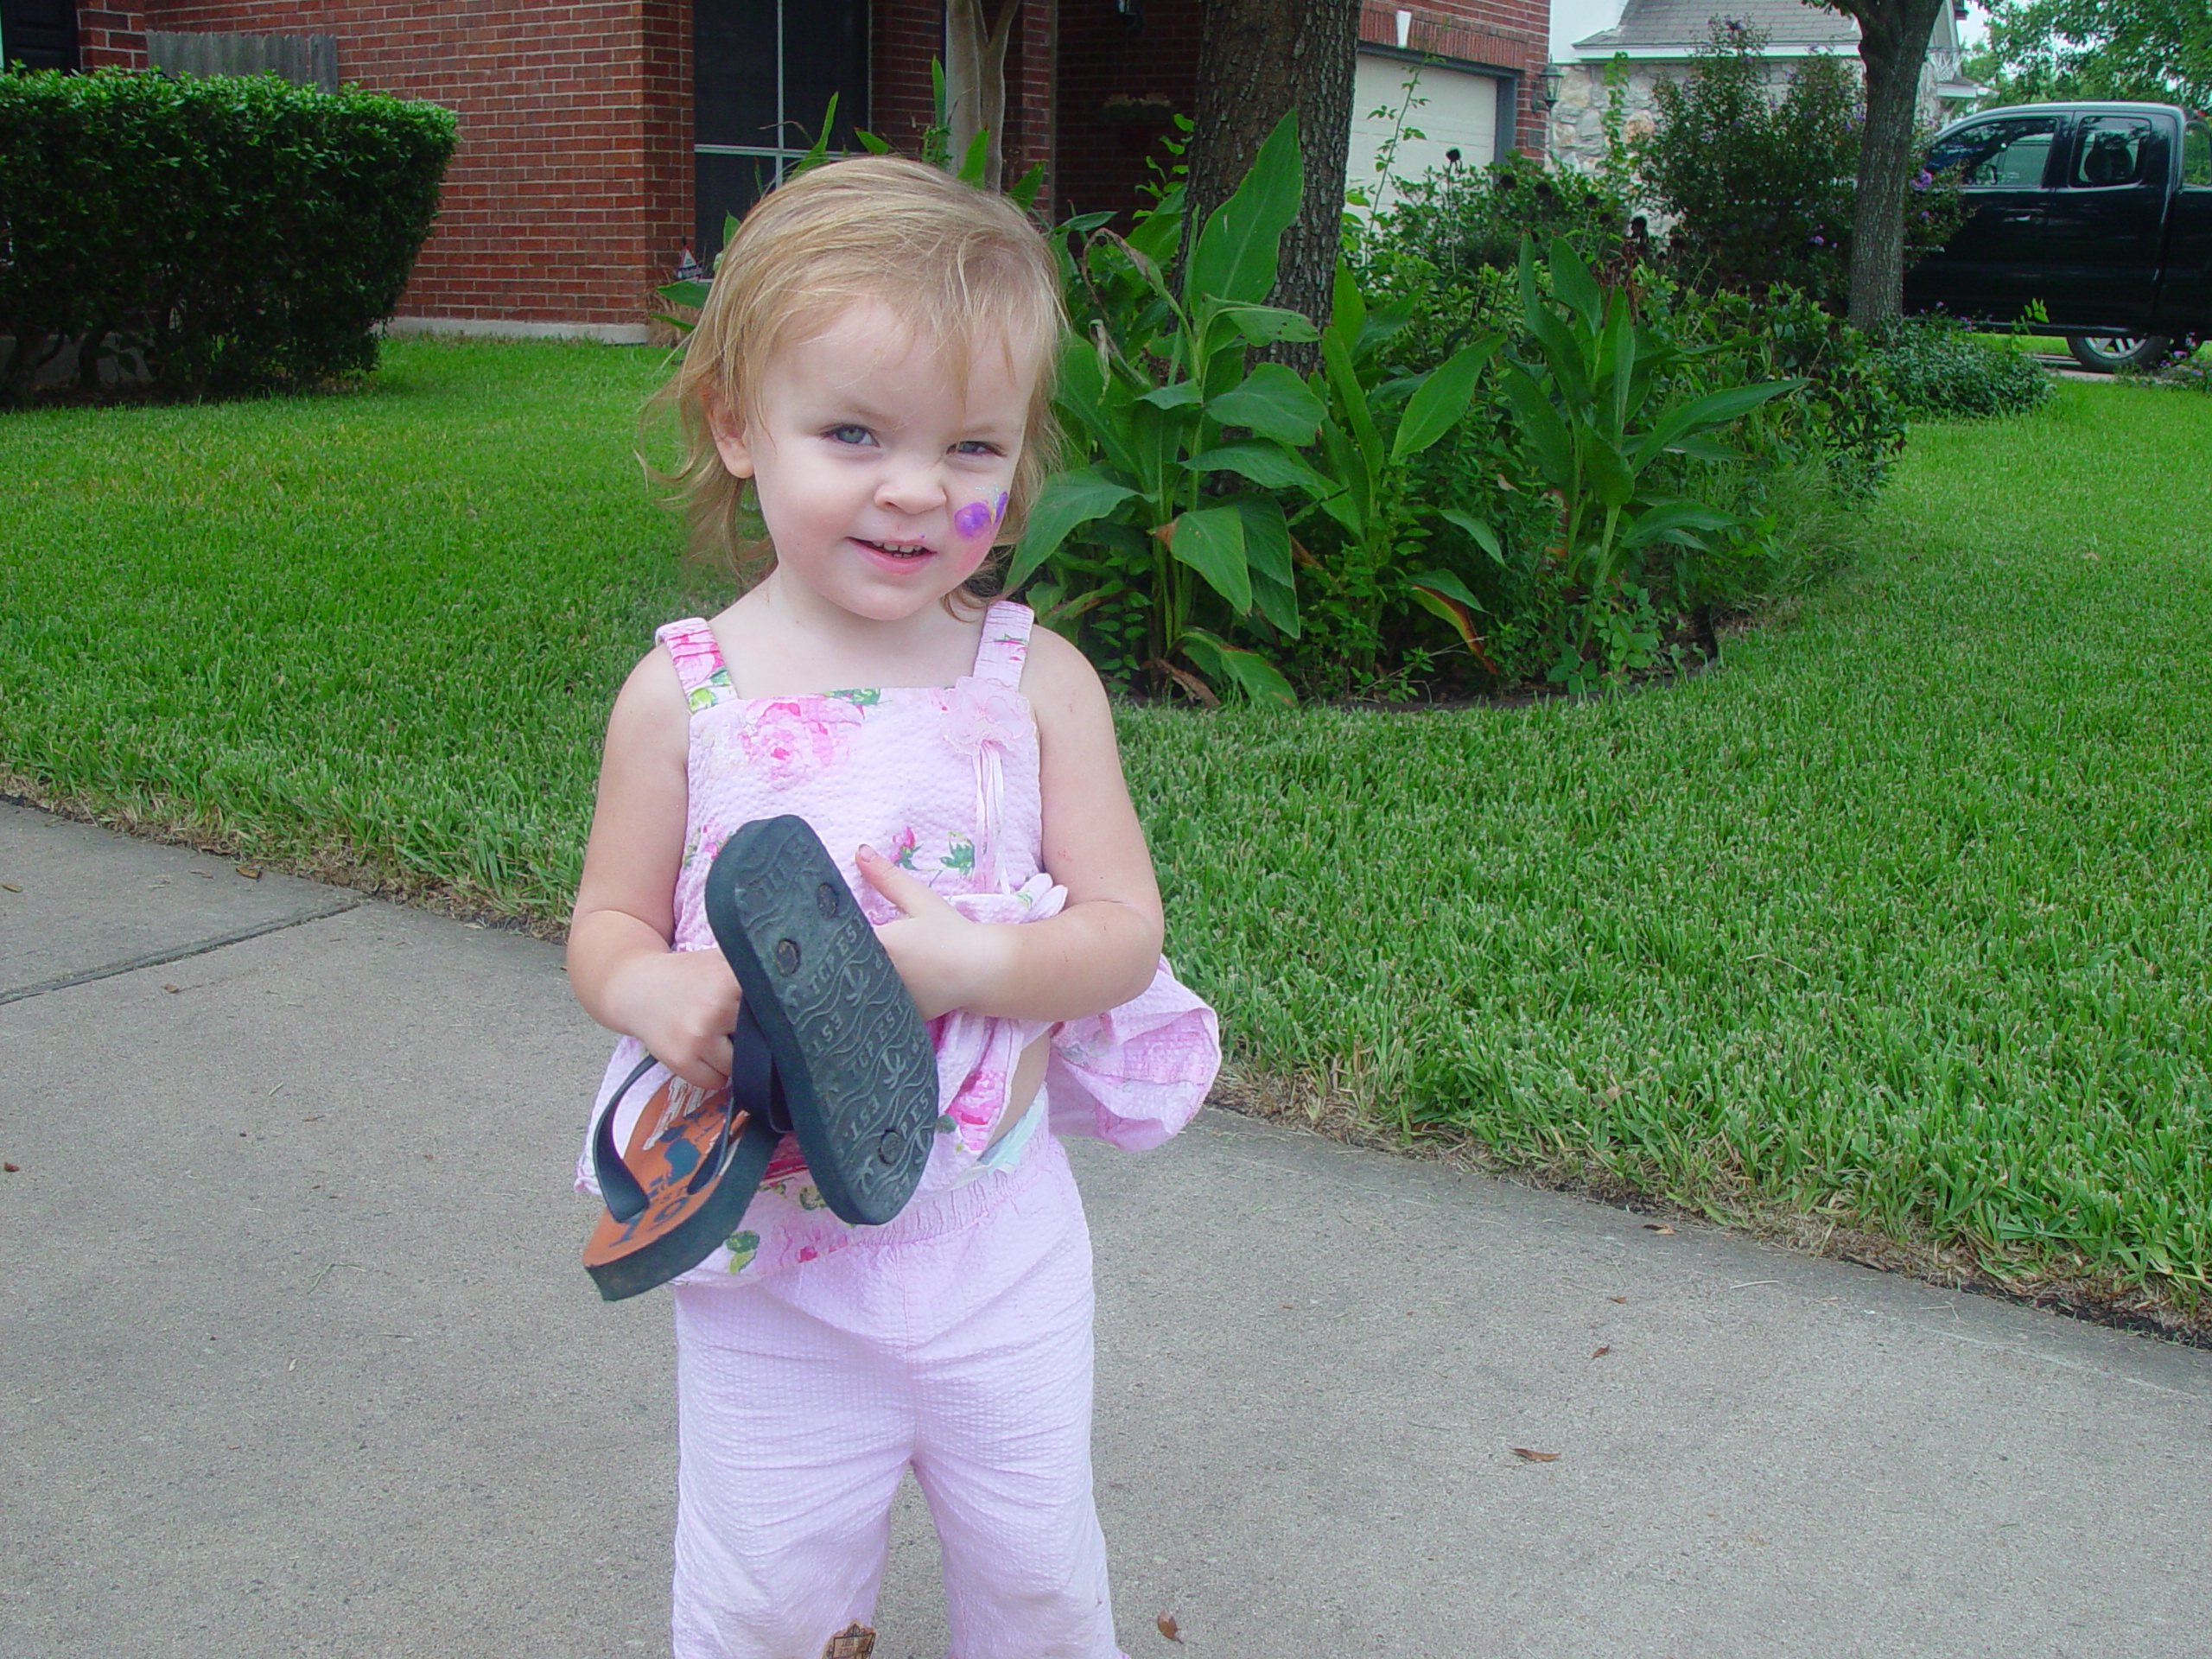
[1357,0,1549,156]
[76,7,148,66]
[64,0,1546,327]
[1053,0,1199,225]
[92,0,690,330]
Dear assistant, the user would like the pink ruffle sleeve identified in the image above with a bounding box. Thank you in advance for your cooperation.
[931,876,1221,1154]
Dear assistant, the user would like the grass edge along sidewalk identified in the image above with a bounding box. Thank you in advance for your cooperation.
[2,340,2206,1339]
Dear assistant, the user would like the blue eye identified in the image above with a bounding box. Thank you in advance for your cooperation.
[952,440,1001,457]
[828,424,872,446]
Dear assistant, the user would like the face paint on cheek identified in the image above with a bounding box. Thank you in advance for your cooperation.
[994,490,1009,525]
[954,499,995,541]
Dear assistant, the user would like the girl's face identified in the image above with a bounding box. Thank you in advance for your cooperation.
[711,300,1035,628]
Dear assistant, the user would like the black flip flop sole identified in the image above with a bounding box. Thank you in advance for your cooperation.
[702,816,937,1227]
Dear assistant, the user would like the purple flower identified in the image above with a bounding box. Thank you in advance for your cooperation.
[1912,168,1934,190]
[1811,234,1826,246]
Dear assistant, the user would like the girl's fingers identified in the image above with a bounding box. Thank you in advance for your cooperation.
[856,843,951,918]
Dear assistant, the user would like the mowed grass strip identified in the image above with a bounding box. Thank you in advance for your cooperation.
[3,345,2206,1313]
[1129,381,2210,1312]
[1,339,687,918]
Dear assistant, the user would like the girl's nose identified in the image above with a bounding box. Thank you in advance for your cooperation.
[874,460,945,517]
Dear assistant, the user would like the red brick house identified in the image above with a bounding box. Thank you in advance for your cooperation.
[3,0,1550,339]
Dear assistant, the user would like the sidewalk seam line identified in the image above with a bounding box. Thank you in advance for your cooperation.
[0,898,362,1005]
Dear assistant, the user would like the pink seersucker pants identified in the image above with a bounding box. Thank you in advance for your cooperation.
[669,1136,1127,1659]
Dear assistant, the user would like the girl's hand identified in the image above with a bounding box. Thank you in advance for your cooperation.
[857,844,1008,1020]
[620,948,743,1090]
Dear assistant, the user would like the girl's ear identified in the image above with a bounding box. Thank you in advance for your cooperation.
[706,393,755,480]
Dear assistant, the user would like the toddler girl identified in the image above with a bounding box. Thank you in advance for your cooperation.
[566,156,1219,1659]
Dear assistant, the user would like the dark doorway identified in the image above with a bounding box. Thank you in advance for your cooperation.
[2,0,80,72]
[694,0,869,265]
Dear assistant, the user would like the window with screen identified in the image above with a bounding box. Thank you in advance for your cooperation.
[695,0,868,262]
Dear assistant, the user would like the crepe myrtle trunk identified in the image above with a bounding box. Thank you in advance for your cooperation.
[947,0,1022,191]
[1834,0,1948,328]
[1181,0,1361,365]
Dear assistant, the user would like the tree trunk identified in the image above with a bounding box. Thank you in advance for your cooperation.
[1183,0,1360,353]
[946,0,1022,191]
[1845,0,1946,328]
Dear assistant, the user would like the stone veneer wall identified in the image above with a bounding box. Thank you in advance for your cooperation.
[1548,54,1953,181]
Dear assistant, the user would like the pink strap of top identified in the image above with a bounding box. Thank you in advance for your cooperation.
[971,601,1033,688]
[656,620,734,709]
[654,605,1033,704]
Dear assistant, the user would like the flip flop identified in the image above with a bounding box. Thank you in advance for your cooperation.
[702,815,937,1227]
[582,1042,779,1301]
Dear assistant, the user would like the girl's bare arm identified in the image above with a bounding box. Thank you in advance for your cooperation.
[566,650,742,1089]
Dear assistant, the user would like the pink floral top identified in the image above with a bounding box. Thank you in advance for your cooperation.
[578,601,1220,1282]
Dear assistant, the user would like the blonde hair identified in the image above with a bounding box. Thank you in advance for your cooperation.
[663,156,1065,583]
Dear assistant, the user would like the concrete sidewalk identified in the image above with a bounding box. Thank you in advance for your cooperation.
[3,799,2207,1659]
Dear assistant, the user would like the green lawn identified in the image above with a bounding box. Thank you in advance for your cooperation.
[3,340,2206,1320]
[1,340,686,916]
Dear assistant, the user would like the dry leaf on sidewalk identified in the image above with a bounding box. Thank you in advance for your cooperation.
[237,865,262,880]
[1592,1345,1611,1358]
[1512,1447,1560,1462]
[1643,1224,1675,1235]
[1,882,21,892]
[1157,1611,1184,1643]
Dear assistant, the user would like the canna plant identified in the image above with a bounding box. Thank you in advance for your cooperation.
[1296,264,1503,682]
[1008,111,1328,705]
[1499,233,1802,690]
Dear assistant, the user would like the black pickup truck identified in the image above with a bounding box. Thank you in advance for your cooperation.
[1905,102,2212,371]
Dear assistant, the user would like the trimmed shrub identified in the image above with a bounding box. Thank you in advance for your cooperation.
[0,69,455,404]
[1870,316,2053,419]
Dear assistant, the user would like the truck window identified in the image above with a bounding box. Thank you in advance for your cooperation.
[1928,115,2059,190]
[2184,120,2211,189]
[2069,115,2158,188]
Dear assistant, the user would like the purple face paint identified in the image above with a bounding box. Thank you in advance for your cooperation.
[954,499,994,541]
[994,490,1009,524]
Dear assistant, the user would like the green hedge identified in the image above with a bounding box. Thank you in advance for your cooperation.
[0,69,455,403]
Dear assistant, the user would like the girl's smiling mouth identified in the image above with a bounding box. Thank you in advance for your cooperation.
[856,537,935,561]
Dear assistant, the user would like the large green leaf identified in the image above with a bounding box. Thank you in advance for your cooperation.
[1160,505,1251,613]
[1320,331,1382,471]
[1391,334,1500,463]
[1632,379,1807,470]
[1228,489,1300,637]
[1620,499,1738,550]
[656,278,712,310]
[1548,233,1605,333]
[1182,627,1297,706]
[1137,379,1205,410]
[1327,261,1367,352]
[1503,365,1574,491]
[1226,491,1294,588]
[1206,362,1326,446]
[1007,466,1138,587]
[1218,303,1322,346]
[1187,110,1302,307]
[1182,442,1336,499]
[1440,508,1505,566]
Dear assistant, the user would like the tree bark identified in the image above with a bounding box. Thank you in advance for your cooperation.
[1182,0,1361,351]
[946,0,1023,191]
[1840,0,1947,328]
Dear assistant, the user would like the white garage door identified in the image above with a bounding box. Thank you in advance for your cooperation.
[1347,53,1503,210]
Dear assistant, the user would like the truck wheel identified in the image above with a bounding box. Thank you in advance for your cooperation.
[2066,334,2173,372]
